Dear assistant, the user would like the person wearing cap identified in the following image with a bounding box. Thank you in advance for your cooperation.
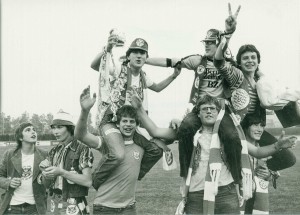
[39,110,94,214]
[75,88,163,214]
[128,92,297,214]
[145,5,244,180]
[85,33,177,190]
[0,122,47,215]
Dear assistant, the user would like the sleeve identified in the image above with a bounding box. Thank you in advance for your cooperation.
[143,72,154,87]
[214,59,244,91]
[257,76,300,110]
[180,55,202,70]
[0,150,11,190]
[79,146,94,170]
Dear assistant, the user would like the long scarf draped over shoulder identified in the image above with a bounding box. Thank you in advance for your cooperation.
[96,52,147,126]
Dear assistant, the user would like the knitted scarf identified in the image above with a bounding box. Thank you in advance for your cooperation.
[96,51,146,126]
[225,100,253,201]
[188,100,252,215]
[240,157,269,214]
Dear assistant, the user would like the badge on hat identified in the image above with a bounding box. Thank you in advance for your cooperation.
[135,39,145,47]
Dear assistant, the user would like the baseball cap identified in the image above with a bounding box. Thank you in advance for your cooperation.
[127,38,148,52]
[51,109,75,127]
[201,29,220,42]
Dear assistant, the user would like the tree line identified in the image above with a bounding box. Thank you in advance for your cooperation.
[0,112,97,142]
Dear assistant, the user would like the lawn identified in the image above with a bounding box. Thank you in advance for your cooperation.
[0,142,299,214]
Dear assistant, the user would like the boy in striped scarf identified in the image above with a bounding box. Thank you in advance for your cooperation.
[130,93,297,214]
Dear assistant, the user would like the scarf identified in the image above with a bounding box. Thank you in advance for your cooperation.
[186,99,252,215]
[225,100,253,201]
[96,51,147,126]
[240,157,270,214]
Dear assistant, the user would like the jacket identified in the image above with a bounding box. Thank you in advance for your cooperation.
[0,147,47,215]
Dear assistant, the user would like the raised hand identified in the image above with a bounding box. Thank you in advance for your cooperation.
[80,86,96,112]
[276,130,297,150]
[225,3,241,33]
[106,34,119,52]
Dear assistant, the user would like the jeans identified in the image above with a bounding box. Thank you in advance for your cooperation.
[93,204,136,215]
[185,183,239,215]
[92,119,163,190]
[4,203,38,215]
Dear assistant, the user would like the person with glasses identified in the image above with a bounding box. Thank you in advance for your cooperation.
[145,4,244,181]
[129,93,297,214]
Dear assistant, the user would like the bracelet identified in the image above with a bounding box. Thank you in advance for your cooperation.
[166,58,172,67]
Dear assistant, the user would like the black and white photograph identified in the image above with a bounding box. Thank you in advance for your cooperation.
[0,0,300,214]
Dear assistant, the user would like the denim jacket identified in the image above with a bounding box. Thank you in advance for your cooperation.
[0,147,47,215]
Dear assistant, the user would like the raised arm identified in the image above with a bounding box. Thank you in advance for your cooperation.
[74,86,101,149]
[129,91,177,140]
[148,66,181,92]
[91,33,120,72]
[248,131,297,158]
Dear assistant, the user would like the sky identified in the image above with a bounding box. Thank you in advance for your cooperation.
[1,0,300,127]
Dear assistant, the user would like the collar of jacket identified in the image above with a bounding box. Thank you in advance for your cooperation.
[11,147,45,182]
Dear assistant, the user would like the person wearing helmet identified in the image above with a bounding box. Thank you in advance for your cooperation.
[0,123,47,215]
[39,110,94,215]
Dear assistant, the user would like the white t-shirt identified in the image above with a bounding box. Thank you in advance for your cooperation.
[124,72,153,111]
[10,152,35,205]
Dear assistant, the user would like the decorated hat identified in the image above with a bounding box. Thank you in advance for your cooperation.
[51,109,75,126]
[128,38,148,52]
[201,29,220,42]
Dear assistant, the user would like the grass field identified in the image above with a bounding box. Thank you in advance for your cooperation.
[0,142,300,214]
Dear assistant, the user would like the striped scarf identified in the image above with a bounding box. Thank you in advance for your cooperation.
[181,99,252,215]
[240,157,269,214]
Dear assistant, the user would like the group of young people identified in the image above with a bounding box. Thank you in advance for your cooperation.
[0,3,299,215]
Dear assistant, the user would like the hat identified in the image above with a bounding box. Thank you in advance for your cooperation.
[127,38,148,52]
[51,110,75,126]
[201,29,220,42]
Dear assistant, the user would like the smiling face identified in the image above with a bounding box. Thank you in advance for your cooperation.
[239,51,259,74]
[127,49,147,69]
[198,103,219,127]
[51,125,72,143]
[246,123,264,142]
[21,126,37,144]
[116,116,137,140]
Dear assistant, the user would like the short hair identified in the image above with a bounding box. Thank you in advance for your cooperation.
[236,44,261,66]
[50,124,75,136]
[116,105,139,125]
[15,122,34,149]
[193,94,221,114]
[241,114,266,132]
